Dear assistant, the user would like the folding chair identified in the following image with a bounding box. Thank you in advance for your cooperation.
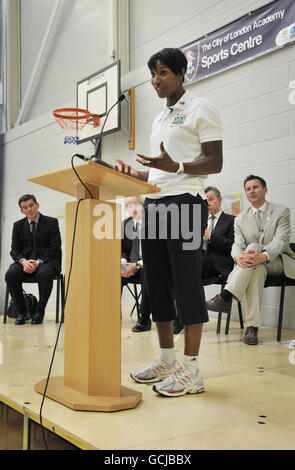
[121,278,142,320]
[3,273,65,324]
[203,274,244,334]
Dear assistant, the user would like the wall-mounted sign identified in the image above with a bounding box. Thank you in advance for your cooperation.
[181,0,295,85]
[222,192,244,216]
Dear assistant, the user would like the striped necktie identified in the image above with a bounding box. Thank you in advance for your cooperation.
[254,209,263,230]
[203,215,215,252]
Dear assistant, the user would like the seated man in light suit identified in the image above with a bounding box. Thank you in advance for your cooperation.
[174,186,235,334]
[121,196,152,332]
[206,175,295,345]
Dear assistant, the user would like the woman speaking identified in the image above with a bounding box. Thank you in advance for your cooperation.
[115,48,222,397]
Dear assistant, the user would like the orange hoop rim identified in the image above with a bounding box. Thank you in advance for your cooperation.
[53,108,90,120]
[53,107,100,129]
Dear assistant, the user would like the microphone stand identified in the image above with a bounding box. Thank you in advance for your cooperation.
[91,94,125,163]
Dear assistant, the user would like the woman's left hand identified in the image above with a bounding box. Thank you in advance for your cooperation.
[136,142,179,173]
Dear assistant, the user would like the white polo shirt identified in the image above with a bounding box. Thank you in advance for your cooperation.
[147,90,222,198]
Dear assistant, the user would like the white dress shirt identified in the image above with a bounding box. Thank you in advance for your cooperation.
[252,202,267,219]
[207,209,222,230]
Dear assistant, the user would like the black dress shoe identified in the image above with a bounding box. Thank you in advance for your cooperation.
[15,314,26,325]
[131,318,151,332]
[31,311,45,325]
[243,326,258,345]
[206,294,232,313]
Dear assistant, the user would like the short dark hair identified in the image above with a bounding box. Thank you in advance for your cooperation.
[148,48,187,81]
[18,194,37,207]
[204,186,221,198]
[243,175,267,189]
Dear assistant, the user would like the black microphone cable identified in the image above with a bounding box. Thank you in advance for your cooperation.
[38,154,93,449]
[71,154,94,199]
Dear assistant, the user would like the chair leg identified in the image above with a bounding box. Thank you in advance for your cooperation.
[238,301,244,329]
[56,277,60,324]
[3,286,10,324]
[277,285,285,342]
[133,284,140,320]
[130,291,142,316]
[225,312,231,335]
[225,298,234,335]
[130,303,136,316]
[123,284,142,318]
[216,312,222,334]
[126,285,136,316]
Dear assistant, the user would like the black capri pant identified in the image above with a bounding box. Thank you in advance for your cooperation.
[141,193,209,326]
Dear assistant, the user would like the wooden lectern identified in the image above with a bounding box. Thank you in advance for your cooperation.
[29,161,160,411]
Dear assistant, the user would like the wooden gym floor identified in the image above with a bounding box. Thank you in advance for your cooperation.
[0,307,295,450]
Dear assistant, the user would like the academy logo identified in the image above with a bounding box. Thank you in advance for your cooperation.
[275,22,295,46]
[181,41,200,83]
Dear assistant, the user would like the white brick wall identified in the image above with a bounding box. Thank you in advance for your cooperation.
[20,0,108,121]
[1,0,294,329]
[129,0,272,70]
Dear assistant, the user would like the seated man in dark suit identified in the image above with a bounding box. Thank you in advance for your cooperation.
[202,186,235,279]
[173,186,235,334]
[121,196,151,332]
[5,194,62,325]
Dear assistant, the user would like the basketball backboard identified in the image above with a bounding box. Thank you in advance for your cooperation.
[76,60,121,144]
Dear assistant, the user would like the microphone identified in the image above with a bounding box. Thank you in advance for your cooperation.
[91,93,125,162]
[74,154,90,161]
[74,153,113,169]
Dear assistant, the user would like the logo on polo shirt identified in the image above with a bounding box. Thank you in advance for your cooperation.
[171,113,187,127]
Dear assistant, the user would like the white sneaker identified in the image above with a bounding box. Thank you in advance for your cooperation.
[130,357,177,384]
[152,365,204,397]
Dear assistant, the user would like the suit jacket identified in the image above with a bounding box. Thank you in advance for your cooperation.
[121,217,141,263]
[206,211,235,276]
[10,213,62,272]
[231,201,295,279]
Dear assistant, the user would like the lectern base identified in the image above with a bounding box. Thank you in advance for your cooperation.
[34,377,142,412]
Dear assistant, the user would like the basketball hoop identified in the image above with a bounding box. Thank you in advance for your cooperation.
[53,108,100,130]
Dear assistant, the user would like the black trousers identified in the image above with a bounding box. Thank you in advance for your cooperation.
[201,253,220,279]
[141,193,209,326]
[121,268,151,319]
[5,262,57,315]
